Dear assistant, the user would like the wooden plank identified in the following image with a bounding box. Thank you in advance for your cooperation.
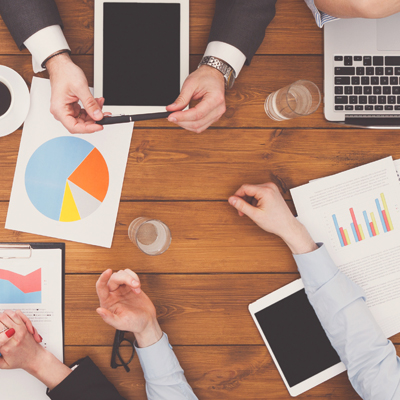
[65,345,360,400]
[0,202,297,274]
[0,0,322,56]
[2,127,400,201]
[62,274,400,346]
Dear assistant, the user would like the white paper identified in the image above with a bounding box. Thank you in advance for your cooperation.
[6,77,133,248]
[291,157,400,338]
[0,248,63,400]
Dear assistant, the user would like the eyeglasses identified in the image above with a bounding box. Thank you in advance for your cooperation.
[110,330,135,372]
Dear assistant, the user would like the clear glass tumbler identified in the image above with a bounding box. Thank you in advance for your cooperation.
[128,217,171,256]
[264,80,321,121]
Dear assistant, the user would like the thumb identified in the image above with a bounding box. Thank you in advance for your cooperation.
[76,86,103,121]
[96,308,119,328]
[166,84,195,111]
[228,196,258,220]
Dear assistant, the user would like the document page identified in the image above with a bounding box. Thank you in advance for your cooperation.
[0,248,63,400]
[291,157,400,338]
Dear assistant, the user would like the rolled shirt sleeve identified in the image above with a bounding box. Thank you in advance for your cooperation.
[293,244,400,399]
[23,25,70,73]
[303,0,338,28]
[135,333,198,400]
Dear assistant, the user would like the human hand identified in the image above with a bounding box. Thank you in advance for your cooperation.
[0,310,45,372]
[96,269,163,348]
[228,182,317,254]
[46,53,106,134]
[166,65,226,133]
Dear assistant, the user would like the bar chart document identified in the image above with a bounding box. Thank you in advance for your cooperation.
[291,157,400,338]
[0,245,64,400]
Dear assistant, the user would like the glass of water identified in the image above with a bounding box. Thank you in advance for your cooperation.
[264,80,321,121]
[128,217,171,256]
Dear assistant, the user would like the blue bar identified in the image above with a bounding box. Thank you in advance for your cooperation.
[375,199,387,233]
[332,214,344,247]
[351,223,359,242]
[363,211,373,237]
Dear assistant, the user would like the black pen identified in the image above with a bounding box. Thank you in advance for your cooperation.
[96,111,172,125]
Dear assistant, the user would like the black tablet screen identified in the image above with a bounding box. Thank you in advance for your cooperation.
[103,2,180,106]
[255,289,341,388]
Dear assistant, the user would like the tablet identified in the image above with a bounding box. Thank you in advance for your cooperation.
[248,279,346,397]
[94,0,189,115]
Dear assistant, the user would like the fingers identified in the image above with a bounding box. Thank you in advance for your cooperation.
[96,269,113,303]
[108,269,141,293]
[166,82,196,112]
[96,307,120,329]
[15,311,42,343]
[228,195,259,220]
[74,86,103,122]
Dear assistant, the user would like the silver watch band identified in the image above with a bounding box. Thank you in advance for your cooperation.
[198,56,236,89]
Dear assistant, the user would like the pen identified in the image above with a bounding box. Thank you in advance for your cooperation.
[96,111,172,125]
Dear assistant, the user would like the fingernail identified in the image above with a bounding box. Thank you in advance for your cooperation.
[6,328,15,338]
[168,117,177,123]
[134,288,141,294]
[229,198,237,206]
[93,109,100,115]
[39,335,43,342]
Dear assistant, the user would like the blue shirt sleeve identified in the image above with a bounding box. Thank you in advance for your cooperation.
[303,0,338,27]
[293,244,400,399]
[135,333,198,400]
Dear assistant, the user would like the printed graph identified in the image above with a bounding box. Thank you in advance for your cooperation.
[0,268,41,303]
[332,193,394,247]
[25,137,109,222]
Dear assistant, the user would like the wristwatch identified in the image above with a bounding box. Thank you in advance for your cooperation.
[198,56,236,89]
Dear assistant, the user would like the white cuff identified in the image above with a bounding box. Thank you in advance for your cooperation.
[23,25,70,73]
[204,41,246,77]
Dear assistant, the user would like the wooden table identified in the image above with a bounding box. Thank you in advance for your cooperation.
[1,0,400,398]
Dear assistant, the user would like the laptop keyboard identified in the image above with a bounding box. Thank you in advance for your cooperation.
[334,55,400,112]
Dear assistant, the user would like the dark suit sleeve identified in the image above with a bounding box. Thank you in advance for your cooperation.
[208,0,278,65]
[46,357,126,400]
[0,0,63,49]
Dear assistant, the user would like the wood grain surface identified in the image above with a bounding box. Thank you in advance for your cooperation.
[0,0,398,399]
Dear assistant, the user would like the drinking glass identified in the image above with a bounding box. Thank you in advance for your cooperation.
[264,80,321,121]
[128,217,171,255]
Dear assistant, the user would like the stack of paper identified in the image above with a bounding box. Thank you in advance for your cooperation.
[291,157,400,338]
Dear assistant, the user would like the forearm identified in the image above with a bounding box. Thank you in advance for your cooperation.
[293,245,400,399]
[136,333,198,400]
[26,348,71,391]
[315,0,400,19]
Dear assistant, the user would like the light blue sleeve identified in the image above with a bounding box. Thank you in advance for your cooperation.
[303,0,338,27]
[293,244,400,399]
[135,333,198,400]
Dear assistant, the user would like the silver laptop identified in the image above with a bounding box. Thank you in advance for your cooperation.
[324,13,400,128]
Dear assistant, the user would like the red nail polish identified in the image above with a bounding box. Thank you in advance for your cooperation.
[6,328,15,338]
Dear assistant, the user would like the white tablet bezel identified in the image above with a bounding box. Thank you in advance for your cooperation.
[94,0,189,115]
[248,279,346,397]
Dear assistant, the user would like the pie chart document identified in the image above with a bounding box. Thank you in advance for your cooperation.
[6,77,134,247]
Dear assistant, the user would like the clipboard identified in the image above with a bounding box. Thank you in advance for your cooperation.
[0,242,65,400]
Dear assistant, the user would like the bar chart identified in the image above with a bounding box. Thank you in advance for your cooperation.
[332,193,394,247]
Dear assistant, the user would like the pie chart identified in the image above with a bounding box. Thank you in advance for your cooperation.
[25,136,109,222]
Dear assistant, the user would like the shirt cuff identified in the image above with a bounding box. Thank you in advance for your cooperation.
[204,41,246,77]
[303,0,338,28]
[293,243,339,294]
[135,333,178,380]
[23,25,70,73]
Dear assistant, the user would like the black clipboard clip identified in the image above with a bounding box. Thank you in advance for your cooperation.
[0,244,33,259]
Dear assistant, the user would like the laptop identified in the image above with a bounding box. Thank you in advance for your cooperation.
[324,13,400,128]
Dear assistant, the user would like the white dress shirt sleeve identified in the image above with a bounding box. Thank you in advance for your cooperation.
[293,244,400,399]
[303,0,338,28]
[204,41,246,77]
[135,333,198,400]
[23,25,70,73]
